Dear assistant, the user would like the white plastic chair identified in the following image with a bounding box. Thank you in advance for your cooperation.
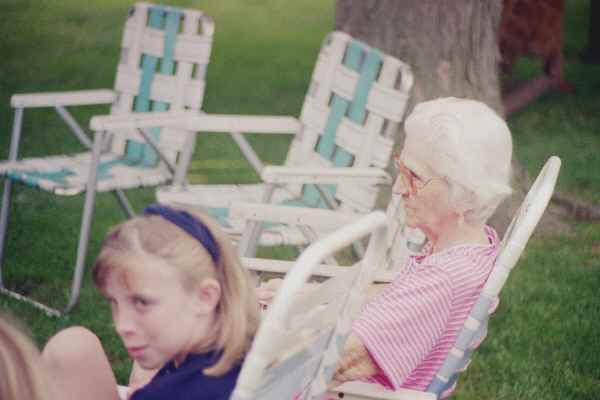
[91,31,413,256]
[0,2,214,315]
[232,211,390,400]
[233,156,561,399]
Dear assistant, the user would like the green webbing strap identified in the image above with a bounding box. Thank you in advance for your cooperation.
[127,6,182,167]
[142,7,182,166]
[301,38,383,209]
[7,169,74,188]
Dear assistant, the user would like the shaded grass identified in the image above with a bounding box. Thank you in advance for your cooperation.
[0,0,598,397]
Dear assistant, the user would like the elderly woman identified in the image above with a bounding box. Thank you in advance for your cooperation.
[259,97,513,393]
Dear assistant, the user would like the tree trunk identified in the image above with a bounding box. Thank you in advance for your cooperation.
[335,0,533,235]
[582,0,600,64]
[335,0,504,114]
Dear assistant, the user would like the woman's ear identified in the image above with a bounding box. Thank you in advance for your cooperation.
[194,278,221,315]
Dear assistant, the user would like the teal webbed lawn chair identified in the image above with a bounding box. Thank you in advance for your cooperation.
[103,31,413,257]
[231,156,561,399]
[0,2,214,315]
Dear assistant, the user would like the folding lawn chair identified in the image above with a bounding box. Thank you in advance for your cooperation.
[0,2,214,315]
[233,193,417,283]
[231,156,561,399]
[232,211,390,400]
[124,30,413,257]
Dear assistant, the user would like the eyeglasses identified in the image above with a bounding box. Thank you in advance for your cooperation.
[394,153,432,195]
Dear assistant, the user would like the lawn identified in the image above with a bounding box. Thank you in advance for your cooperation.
[0,0,599,398]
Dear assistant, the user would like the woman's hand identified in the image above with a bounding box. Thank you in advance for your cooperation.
[330,334,379,388]
[256,278,284,309]
[256,278,322,309]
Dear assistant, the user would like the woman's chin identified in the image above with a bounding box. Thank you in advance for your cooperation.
[405,216,418,229]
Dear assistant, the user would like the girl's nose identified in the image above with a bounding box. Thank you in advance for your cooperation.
[113,308,135,338]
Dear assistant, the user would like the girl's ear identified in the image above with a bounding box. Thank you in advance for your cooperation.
[194,278,221,315]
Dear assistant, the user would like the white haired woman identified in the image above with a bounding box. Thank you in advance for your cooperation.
[258,97,513,395]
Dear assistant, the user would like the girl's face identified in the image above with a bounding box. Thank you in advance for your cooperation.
[104,260,218,370]
[393,152,456,237]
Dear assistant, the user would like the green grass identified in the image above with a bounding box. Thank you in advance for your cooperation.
[0,0,599,398]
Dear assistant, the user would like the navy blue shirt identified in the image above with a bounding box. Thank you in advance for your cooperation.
[131,352,241,400]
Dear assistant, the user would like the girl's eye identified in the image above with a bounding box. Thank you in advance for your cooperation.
[132,296,152,308]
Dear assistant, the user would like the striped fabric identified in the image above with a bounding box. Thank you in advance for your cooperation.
[352,226,500,393]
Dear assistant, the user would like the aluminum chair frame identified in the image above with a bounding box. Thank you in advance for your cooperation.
[0,2,214,315]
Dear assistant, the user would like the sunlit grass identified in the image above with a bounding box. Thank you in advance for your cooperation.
[0,0,598,397]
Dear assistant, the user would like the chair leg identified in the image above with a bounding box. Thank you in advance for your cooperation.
[63,130,105,314]
[1,181,99,316]
[0,179,14,288]
[238,184,276,257]
[238,220,263,258]
[0,131,105,316]
[113,189,136,218]
[0,108,24,288]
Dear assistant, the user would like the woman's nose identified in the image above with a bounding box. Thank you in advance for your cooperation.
[392,174,410,197]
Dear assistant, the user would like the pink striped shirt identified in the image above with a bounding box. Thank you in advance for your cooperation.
[352,226,499,392]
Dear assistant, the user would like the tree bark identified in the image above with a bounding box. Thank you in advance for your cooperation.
[335,0,504,114]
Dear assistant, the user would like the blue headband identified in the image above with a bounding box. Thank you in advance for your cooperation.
[142,205,220,264]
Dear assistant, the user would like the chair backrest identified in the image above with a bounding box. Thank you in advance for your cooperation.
[108,2,214,168]
[425,156,561,398]
[283,31,413,214]
[232,212,389,400]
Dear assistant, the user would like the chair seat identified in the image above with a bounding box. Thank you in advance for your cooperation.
[157,184,334,247]
[0,152,171,196]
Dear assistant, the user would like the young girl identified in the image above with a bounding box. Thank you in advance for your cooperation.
[41,205,260,400]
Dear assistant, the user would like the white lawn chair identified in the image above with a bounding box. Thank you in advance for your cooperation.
[234,191,424,282]
[0,2,214,315]
[97,31,412,256]
[233,156,561,399]
[232,211,390,400]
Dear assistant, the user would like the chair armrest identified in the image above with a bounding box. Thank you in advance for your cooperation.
[243,256,396,283]
[90,111,192,131]
[243,257,342,277]
[90,112,300,134]
[330,382,436,400]
[11,89,116,108]
[230,201,360,230]
[186,113,301,134]
[233,202,397,282]
[261,166,392,185]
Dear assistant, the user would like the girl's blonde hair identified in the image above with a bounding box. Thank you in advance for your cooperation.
[92,207,260,376]
[0,311,54,400]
